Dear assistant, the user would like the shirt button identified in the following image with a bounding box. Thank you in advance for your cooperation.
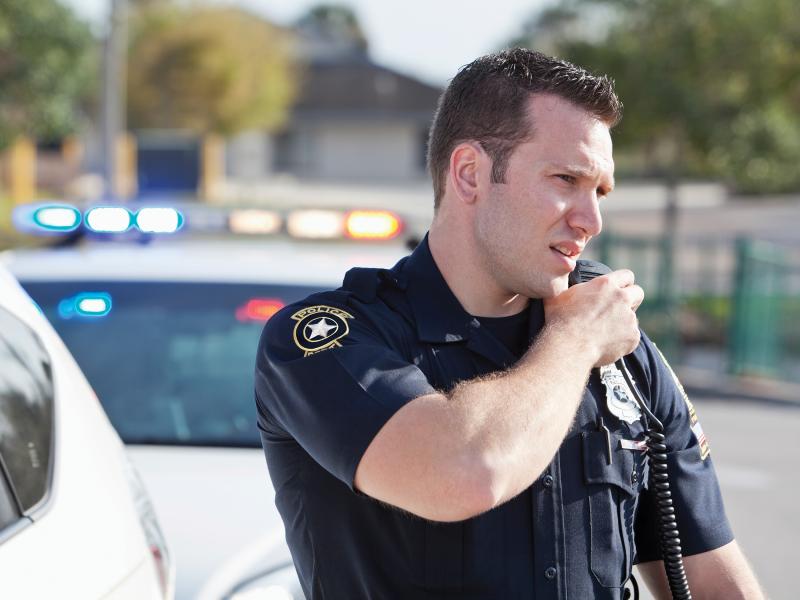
[542,474,554,488]
[631,471,639,484]
[545,567,557,580]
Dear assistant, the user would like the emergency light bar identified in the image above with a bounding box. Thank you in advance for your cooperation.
[13,202,406,242]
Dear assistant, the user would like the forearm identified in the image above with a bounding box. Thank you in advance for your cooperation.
[638,541,765,600]
[355,321,596,521]
[445,321,595,508]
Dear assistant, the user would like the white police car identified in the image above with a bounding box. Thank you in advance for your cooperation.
[0,261,173,599]
[4,203,412,599]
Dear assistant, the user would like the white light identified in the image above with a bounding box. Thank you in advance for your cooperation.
[33,206,81,230]
[286,210,345,239]
[135,207,183,233]
[85,207,132,232]
[228,209,282,235]
[77,298,109,314]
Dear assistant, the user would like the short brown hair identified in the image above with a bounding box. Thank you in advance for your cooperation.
[427,48,622,208]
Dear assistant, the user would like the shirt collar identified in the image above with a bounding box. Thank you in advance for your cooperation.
[398,235,545,344]
[399,235,473,343]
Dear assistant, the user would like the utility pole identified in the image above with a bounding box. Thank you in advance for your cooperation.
[102,0,128,201]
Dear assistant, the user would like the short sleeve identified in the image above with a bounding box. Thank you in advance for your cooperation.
[632,334,734,562]
[254,297,436,490]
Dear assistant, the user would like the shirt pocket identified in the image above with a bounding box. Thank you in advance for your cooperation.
[582,429,646,589]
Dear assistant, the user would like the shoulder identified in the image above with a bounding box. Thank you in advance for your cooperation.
[258,272,412,365]
[259,289,357,362]
[627,331,701,436]
[626,330,674,392]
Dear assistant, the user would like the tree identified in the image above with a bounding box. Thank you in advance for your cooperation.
[294,4,369,58]
[514,0,800,193]
[127,3,297,135]
[0,0,96,150]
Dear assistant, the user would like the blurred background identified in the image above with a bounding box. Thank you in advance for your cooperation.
[0,0,798,598]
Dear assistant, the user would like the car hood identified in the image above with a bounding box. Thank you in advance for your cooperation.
[126,445,293,600]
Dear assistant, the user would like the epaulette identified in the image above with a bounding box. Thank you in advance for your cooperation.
[342,267,382,303]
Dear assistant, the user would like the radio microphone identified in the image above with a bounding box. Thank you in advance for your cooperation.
[568,259,612,286]
[568,259,692,600]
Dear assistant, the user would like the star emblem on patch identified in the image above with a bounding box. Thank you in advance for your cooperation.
[291,305,354,356]
[305,317,339,340]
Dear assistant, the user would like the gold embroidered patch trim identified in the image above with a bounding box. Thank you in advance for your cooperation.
[291,305,354,356]
[655,345,710,460]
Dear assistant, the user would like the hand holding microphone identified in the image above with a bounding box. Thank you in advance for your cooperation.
[544,260,644,368]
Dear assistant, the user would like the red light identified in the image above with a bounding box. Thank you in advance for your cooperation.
[236,299,285,322]
[344,210,402,240]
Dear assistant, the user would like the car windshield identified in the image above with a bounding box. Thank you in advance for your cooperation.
[22,280,322,447]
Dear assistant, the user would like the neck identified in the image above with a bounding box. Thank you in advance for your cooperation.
[428,216,529,318]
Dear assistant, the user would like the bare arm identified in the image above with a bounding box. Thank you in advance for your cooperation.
[354,270,643,521]
[637,540,764,600]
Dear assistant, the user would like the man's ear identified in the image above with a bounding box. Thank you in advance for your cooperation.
[448,142,488,206]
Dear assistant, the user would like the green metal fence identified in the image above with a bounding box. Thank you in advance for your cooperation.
[730,238,800,381]
[587,232,800,383]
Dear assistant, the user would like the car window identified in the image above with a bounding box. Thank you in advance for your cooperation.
[0,305,55,530]
[22,281,321,447]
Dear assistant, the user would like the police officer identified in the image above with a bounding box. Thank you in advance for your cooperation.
[255,49,763,599]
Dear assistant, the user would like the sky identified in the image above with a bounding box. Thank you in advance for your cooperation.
[60,0,551,86]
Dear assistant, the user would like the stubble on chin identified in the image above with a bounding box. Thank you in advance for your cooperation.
[531,275,569,300]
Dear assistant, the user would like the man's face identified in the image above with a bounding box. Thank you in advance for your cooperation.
[474,93,615,299]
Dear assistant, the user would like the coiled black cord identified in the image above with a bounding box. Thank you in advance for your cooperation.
[570,259,692,599]
[618,361,692,600]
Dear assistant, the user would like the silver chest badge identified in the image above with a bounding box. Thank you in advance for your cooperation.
[599,364,642,424]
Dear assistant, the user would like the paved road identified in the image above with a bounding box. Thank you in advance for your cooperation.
[636,396,800,599]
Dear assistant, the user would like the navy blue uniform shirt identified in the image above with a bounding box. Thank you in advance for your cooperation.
[255,237,733,599]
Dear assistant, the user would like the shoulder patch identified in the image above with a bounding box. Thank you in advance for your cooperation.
[654,345,710,460]
[291,305,354,356]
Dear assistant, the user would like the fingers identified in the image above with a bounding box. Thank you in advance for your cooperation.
[627,284,645,311]
[605,268,635,288]
[597,269,644,311]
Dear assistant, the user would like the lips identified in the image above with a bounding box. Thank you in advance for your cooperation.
[550,241,584,258]
[548,241,584,273]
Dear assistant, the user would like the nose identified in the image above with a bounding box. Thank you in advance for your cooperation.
[567,191,603,238]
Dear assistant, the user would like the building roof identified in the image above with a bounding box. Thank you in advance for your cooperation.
[293,59,443,119]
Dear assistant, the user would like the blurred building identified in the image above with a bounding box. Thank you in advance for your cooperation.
[226,18,442,187]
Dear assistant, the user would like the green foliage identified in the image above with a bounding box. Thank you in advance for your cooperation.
[681,294,731,344]
[0,0,96,150]
[710,104,800,194]
[295,3,369,54]
[515,0,800,193]
[127,4,298,135]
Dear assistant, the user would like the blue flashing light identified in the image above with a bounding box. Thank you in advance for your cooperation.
[11,202,81,235]
[85,207,133,233]
[135,207,184,233]
[33,205,81,231]
[58,293,112,319]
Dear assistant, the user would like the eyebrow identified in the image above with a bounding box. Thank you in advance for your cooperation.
[547,162,615,193]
